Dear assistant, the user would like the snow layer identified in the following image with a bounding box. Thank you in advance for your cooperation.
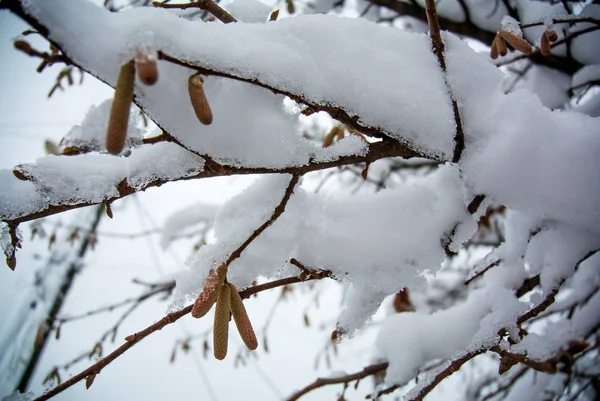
[178,165,471,332]
[21,0,457,160]
[0,142,205,221]
[444,34,600,233]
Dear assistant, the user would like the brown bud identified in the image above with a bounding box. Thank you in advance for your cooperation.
[124,334,136,342]
[545,29,558,43]
[361,163,370,180]
[85,374,96,389]
[105,203,114,219]
[269,9,279,21]
[286,0,295,14]
[13,40,33,55]
[213,283,231,360]
[229,283,258,350]
[106,60,135,155]
[490,37,499,60]
[12,165,31,181]
[540,31,551,56]
[6,256,16,270]
[323,126,342,148]
[136,51,158,86]
[499,30,532,55]
[188,74,213,125]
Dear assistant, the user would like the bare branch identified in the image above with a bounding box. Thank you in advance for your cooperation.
[286,362,389,401]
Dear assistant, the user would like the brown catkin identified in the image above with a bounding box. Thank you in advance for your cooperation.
[136,52,158,85]
[323,126,342,147]
[540,31,551,56]
[490,37,499,60]
[499,30,532,55]
[495,35,508,57]
[213,283,231,360]
[188,74,213,125]
[106,60,135,155]
[191,269,220,318]
[229,283,258,350]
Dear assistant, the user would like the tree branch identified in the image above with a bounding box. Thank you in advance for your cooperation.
[423,0,465,162]
[31,273,327,401]
[286,362,389,401]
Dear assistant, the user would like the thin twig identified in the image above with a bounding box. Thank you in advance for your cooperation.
[423,0,465,162]
[152,0,237,24]
[225,174,299,266]
[286,362,389,401]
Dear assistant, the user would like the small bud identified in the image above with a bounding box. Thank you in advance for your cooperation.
[106,60,135,155]
[124,334,136,342]
[105,203,114,219]
[229,283,258,351]
[13,40,33,55]
[136,51,158,85]
[499,30,532,55]
[6,256,16,271]
[269,9,279,21]
[213,284,231,360]
[85,374,96,389]
[188,74,213,125]
[286,0,295,14]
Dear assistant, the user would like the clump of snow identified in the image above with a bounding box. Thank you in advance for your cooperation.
[223,0,270,23]
[376,285,524,385]
[0,143,205,221]
[444,33,600,233]
[501,15,522,36]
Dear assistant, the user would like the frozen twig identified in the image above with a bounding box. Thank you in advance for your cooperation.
[423,0,465,162]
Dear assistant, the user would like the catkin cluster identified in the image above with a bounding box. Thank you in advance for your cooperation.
[191,264,258,360]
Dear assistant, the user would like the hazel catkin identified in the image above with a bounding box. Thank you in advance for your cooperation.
[213,283,231,360]
[229,283,258,350]
[188,74,213,125]
[499,30,533,55]
[106,60,135,155]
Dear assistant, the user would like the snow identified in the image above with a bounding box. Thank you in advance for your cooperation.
[0,142,205,221]
[444,33,600,233]
[21,0,457,160]
[160,202,220,249]
[178,165,471,333]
